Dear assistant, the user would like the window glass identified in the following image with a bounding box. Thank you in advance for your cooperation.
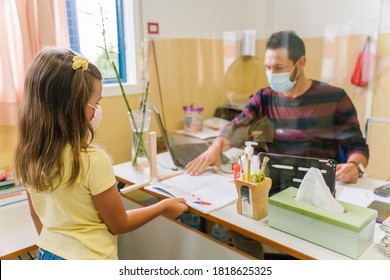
[66,0,128,83]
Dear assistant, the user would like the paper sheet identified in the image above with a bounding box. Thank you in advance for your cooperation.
[175,128,220,140]
[336,185,390,207]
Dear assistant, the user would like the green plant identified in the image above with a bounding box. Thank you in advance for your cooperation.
[98,5,148,166]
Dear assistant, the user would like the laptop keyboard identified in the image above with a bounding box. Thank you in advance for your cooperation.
[171,143,230,167]
[171,143,209,167]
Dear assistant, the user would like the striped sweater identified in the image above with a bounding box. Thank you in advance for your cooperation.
[220,80,369,162]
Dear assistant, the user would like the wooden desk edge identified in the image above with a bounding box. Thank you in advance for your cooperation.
[118,192,255,260]
[120,183,315,260]
[0,245,38,260]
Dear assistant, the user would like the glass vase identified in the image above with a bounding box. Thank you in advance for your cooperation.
[128,110,151,168]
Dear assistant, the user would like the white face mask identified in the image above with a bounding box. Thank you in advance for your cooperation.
[266,62,299,93]
[88,104,102,130]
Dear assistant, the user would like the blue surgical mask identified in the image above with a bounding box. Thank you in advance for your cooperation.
[266,63,299,93]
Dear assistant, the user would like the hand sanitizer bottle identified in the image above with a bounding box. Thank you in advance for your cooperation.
[240,141,257,181]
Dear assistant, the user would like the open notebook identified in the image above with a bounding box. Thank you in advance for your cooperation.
[145,171,237,214]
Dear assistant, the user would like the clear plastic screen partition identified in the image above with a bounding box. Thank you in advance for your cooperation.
[146,29,266,134]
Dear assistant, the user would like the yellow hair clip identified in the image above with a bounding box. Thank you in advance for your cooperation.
[72,56,89,71]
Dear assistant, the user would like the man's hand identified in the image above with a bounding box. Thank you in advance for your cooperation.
[336,163,360,183]
[185,137,229,176]
[336,154,368,183]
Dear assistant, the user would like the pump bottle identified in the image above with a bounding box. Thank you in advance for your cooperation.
[240,141,258,182]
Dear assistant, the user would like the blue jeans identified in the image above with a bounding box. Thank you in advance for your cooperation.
[36,248,65,260]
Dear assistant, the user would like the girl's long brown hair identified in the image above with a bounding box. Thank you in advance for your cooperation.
[15,47,102,192]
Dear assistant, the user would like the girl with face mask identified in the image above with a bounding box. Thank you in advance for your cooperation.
[14,47,188,260]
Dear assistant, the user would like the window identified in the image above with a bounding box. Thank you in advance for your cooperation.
[66,0,143,95]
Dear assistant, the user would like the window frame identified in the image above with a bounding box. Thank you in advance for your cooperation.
[105,0,145,96]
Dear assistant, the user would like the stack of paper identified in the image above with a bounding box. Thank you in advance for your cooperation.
[203,117,230,131]
[175,117,230,140]
[175,128,221,140]
[380,217,390,257]
[0,182,27,207]
[145,171,237,214]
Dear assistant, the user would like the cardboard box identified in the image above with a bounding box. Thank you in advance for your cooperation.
[268,187,377,259]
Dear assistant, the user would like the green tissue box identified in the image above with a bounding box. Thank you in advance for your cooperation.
[268,187,377,259]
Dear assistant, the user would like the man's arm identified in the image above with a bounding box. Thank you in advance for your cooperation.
[334,91,369,183]
[186,93,263,175]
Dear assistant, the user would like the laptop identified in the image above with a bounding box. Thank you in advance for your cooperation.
[259,152,337,197]
[152,105,228,168]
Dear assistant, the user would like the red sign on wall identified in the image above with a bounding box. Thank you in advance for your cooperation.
[147,22,159,35]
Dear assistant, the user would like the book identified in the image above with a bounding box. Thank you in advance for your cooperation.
[0,188,27,207]
[0,184,24,196]
[145,171,237,214]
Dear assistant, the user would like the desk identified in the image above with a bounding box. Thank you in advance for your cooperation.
[0,199,38,259]
[118,195,250,259]
[114,153,390,260]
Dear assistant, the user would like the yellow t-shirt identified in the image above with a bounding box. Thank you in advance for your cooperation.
[28,145,118,260]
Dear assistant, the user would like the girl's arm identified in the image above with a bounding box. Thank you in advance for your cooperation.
[93,185,188,235]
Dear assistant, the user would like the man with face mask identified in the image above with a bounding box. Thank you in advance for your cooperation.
[186,30,369,259]
[187,30,369,185]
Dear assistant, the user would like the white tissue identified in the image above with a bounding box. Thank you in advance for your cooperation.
[296,167,344,213]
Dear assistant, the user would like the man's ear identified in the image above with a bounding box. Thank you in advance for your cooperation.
[298,56,306,69]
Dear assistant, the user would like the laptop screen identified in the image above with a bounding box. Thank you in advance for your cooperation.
[259,152,337,197]
[151,104,175,156]
[152,104,228,168]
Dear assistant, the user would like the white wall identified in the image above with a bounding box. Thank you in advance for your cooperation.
[140,0,258,37]
[140,0,388,38]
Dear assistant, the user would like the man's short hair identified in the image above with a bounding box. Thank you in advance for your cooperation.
[266,30,305,63]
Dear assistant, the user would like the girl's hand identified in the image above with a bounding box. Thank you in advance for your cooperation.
[160,197,188,219]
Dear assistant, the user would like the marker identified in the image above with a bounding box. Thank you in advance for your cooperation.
[233,163,241,183]
[257,156,269,182]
